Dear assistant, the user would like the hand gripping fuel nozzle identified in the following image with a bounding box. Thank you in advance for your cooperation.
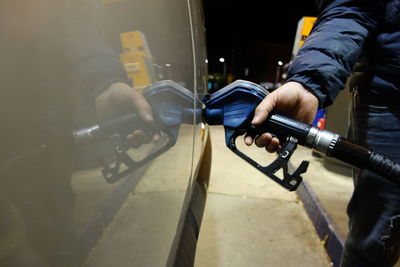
[203,80,308,191]
[203,80,400,191]
[72,80,200,184]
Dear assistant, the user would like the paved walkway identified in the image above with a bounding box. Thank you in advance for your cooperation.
[194,126,331,267]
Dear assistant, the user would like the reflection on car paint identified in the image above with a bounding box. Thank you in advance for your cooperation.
[0,0,209,266]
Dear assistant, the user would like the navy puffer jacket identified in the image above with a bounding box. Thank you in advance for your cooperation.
[287,0,400,108]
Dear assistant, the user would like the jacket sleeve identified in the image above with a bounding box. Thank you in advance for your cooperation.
[64,0,129,104]
[286,0,385,108]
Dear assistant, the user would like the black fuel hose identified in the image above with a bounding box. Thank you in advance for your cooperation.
[261,114,400,185]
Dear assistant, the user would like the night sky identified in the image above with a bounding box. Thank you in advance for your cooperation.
[202,1,318,84]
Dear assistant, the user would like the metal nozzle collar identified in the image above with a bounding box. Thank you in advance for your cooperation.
[314,129,339,155]
[72,125,100,144]
[305,127,340,155]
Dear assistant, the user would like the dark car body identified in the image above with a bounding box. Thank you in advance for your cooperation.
[0,0,211,266]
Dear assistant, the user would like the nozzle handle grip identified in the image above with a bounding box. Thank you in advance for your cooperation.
[262,114,312,145]
[100,113,139,132]
[73,113,143,145]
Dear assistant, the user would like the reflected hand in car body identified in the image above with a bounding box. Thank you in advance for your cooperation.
[95,82,160,148]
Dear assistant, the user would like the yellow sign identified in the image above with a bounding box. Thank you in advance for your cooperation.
[292,17,317,56]
[119,31,155,91]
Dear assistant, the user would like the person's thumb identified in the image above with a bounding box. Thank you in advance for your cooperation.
[252,92,276,125]
[131,90,154,122]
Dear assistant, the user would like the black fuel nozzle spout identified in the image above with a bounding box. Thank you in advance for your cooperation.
[203,80,400,190]
[73,80,200,183]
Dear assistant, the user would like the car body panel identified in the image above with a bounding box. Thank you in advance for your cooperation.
[0,0,210,266]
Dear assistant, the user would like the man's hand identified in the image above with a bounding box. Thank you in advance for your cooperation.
[95,82,159,148]
[244,81,319,152]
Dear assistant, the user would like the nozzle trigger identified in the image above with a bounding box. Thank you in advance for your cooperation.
[98,134,173,184]
[226,128,309,191]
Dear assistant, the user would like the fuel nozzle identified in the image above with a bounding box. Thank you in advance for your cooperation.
[203,80,309,191]
[204,80,400,188]
[72,80,200,183]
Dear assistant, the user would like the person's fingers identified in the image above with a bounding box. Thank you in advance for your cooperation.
[152,132,161,142]
[127,130,152,148]
[266,137,280,153]
[244,136,253,146]
[252,93,276,126]
[127,131,142,148]
[96,83,155,123]
[131,90,154,122]
[244,131,257,146]
[95,89,114,121]
[127,132,160,148]
[255,132,273,148]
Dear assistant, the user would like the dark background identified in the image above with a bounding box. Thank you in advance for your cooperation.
[202,0,318,89]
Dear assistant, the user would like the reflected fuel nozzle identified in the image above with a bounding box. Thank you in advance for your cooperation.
[73,80,199,183]
[204,80,400,191]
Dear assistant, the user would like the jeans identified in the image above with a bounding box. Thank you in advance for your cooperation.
[341,93,400,267]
